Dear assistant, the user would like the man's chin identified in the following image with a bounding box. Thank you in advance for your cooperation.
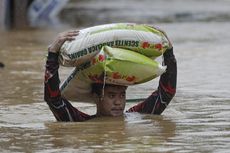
[111,110,124,117]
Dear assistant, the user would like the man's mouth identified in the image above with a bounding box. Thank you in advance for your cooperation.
[111,108,123,116]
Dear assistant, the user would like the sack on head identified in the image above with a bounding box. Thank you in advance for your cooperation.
[59,23,170,67]
[61,46,166,103]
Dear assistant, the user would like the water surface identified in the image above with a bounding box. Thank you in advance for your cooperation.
[0,0,230,152]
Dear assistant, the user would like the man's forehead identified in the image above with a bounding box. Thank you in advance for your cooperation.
[105,85,127,92]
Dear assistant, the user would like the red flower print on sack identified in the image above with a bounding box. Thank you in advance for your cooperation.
[142,42,150,49]
[155,43,162,50]
[112,72,121,79]
[98,54,105,62]
[126,76,136,82]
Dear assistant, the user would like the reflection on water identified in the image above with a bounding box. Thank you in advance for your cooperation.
[1,0,230,152]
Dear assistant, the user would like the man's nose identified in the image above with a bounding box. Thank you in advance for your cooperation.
[114,98,122,105]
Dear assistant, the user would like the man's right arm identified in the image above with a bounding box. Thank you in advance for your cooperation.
[44,52,93,121]
[44,30,94,122]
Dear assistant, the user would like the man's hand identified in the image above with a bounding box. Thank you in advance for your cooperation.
[48,30,79,53]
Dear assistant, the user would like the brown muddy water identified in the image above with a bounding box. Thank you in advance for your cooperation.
[1,1,230,153]
[0,22,229,153]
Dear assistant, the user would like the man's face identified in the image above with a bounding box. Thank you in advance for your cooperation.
[96,85,127,117]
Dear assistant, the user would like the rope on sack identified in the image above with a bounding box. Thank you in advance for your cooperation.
[162,49,165,66]
[102,70,106,98]
[102,50,107,98]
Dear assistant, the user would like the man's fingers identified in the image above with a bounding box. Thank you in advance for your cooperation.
[58,30,79,41]
[66,32,78,37]
[65,36,76,41]
[59,30,79,37]
[65,30,79,36]
[59,36,75,42]
[48,30,79,53]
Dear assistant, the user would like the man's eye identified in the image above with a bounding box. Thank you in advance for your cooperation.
[109,94,115,98]
[121,94,126,98]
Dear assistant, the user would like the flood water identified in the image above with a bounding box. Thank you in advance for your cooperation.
[1,0,230,152]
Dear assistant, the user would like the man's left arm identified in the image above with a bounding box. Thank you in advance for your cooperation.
[127,47,177,114]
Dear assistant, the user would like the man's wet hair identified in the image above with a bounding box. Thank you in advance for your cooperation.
[91,83,127,96]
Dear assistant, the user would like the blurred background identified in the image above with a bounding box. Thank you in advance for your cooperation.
[0,0,230,152]
[1,0,230,29]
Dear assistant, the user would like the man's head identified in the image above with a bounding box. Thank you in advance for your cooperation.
[92,83,127,117]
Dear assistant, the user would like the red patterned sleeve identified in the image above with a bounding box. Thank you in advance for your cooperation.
[127,48,177,114]
[44,52,95,121]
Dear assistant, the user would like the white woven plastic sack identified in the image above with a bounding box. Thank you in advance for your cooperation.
[59,23,170,67]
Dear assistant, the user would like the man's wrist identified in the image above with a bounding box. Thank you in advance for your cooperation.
[47,52,59,61]
[163,47,174,59]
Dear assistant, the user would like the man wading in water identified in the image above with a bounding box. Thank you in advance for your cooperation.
[44,29,177,121]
